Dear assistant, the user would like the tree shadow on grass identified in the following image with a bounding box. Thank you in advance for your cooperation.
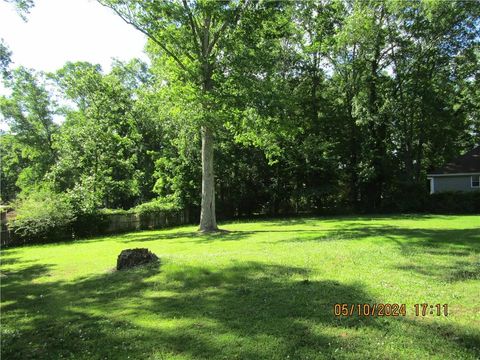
[0,254,35,270]
[257,214,441,226]
[271,225,479,283]
[2,261,479,359]
[117,230,257,244]
[382,227,479,282]
[0,263,53,289]
[395,260,480,282]
[106,222,480,284]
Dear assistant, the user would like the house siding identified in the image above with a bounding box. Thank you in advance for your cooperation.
[432,175,480,193]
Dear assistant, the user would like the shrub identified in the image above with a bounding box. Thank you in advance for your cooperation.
[133,196,184,229]
[7,191,188,246]
[427,191,480,214]
[10,188,75,243]
[381,181,429,213]
[133,196,182,216]
[98,208,133,215]
[66,176,104,215]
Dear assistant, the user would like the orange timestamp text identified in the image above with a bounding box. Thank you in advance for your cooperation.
[333,303,449,317]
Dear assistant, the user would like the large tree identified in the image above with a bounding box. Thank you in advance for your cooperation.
[98,0,255,232]
[0,67,58,197]
[50,62,143,211]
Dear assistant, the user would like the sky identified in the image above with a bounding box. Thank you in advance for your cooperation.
[0,0,149,129]
[0,0,148,80]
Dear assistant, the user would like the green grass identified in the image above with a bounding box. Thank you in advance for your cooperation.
[1,214,479,360]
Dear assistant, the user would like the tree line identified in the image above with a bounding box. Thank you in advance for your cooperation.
[1,0,479,231]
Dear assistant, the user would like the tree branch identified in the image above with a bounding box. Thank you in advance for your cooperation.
[207,0,250,56]
[203,12,211,57]
[182,0,202,59]
[98,1,192,75]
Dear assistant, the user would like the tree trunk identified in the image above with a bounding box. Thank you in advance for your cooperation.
[199,125,218,232]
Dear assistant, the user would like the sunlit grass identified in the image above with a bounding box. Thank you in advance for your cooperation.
[1,214,479,359]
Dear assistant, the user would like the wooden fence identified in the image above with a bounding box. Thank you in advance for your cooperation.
[0,209,192,247]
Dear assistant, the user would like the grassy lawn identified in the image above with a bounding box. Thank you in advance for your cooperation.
[1,214,479,360]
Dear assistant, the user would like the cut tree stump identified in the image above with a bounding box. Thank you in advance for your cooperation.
[116,248,159,270]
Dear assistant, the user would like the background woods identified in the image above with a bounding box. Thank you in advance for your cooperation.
[1,0,479,234]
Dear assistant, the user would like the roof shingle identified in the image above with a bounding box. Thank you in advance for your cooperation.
[429,146,480,175]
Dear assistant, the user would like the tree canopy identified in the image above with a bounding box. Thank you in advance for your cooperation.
[1,0,479,225]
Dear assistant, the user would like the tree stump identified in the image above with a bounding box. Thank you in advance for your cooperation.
[116,248,159,270]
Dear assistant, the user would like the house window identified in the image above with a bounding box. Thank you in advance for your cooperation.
[472,176,480,188]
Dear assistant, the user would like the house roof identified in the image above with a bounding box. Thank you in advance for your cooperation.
[429,145,480,175]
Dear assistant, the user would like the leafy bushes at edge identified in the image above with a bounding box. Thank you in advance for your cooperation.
[8,189,476,246]
[133,196,182,216]
[427,191,480,214]
[9,188,76,243]
[7,193,184,245]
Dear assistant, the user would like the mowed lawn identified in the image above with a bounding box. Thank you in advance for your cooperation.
[1,215,479,360]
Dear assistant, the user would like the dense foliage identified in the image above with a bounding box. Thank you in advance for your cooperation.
[1,0,479,225]
[9,187,75,242]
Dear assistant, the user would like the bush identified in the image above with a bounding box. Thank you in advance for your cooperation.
[381,181,429,213]
[10,188,75,243]
[98,208,133,215]
[7,191,187,246]
[427,191,480,214]
[133,197,184,229]
[69,211,109,238]
[133,196,182,216]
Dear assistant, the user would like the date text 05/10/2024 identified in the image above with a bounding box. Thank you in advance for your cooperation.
[333,303,449,317]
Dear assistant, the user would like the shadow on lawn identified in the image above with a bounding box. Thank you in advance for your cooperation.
[258,214,441,226]
[2,261,479,359]
[265,225,479,283]
[118,230,257,244]
[111,222,480,283]
[272,226,479,249]
[119,229,334,245]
